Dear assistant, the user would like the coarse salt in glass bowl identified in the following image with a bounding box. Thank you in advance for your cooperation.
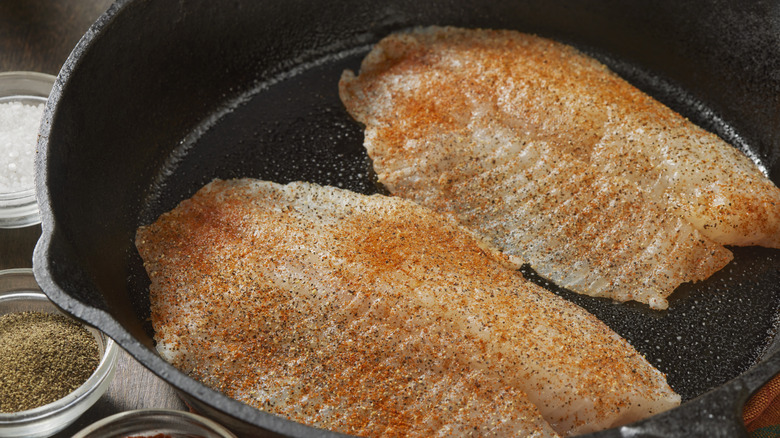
[0,71,56,229]
[0,268,119,438]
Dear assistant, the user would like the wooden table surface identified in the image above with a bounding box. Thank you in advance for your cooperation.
[0,0,189,435]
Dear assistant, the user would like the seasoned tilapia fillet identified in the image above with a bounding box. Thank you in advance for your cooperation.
[339,26,780,249]
[339,27,744,309]
[359,126,731,309]
[136,179,679,437]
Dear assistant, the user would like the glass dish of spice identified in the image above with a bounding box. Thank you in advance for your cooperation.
[0,71,56,229]
[0,268,119,437]
[72,409,237,438]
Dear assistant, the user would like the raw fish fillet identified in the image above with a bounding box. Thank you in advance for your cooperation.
[338,26,777,307]
[136,179,680,437]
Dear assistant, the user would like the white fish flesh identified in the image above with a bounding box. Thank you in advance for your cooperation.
[135,178,680,437]
[339,26,773,308]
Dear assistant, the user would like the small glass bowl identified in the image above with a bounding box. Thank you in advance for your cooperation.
[0,268,119,437]
[72,409,238,438]
[0,71,56,229]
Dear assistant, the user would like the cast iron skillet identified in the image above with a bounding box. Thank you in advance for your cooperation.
[33,0,780,436]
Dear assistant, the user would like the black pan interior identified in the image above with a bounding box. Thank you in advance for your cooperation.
[36,0,780,435]
[126,47,780,404]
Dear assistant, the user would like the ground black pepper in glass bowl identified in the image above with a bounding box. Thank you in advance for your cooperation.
[0,269,119,438]
[0,311,101,412]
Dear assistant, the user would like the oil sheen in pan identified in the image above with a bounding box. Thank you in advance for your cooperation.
[136,43,780,403]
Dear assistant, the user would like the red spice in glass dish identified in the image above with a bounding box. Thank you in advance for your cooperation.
[126,434,177,438]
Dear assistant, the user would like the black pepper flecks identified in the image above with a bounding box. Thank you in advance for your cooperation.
[338,26,780,309]
[136,178,681,437]
[0,311,100,412]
